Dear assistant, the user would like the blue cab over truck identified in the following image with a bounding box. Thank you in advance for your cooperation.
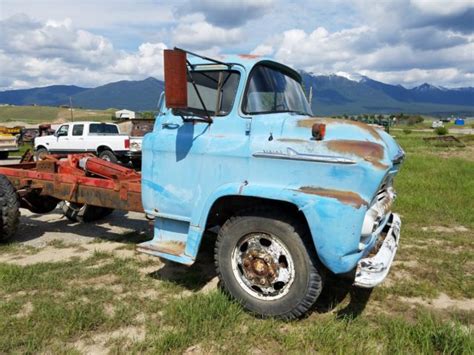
[0,48,404,320]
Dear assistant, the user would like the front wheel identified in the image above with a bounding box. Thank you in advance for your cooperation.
[215,208,323,320]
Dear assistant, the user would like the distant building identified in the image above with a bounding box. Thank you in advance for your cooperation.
[115,109,136,120]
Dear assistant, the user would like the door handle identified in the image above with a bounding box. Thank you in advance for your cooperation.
[162,122,180,129]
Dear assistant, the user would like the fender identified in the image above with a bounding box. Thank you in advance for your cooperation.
[186,182,369,274]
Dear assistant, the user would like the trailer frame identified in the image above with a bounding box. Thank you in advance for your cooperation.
[0,153,144,213]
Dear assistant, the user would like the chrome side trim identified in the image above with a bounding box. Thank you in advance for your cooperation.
[253,147,356,164]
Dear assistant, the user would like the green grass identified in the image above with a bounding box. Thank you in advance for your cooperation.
[394,132,474,228]
[1,252,471,354]
[0,131,473,353]
[0,105,114,124]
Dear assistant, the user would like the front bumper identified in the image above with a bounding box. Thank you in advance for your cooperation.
[353,213,401,288]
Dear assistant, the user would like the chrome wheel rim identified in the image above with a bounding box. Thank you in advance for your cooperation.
[231,233,295,300]
[64,201,85,212]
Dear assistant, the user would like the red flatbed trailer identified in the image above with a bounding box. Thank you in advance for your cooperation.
[0,153,144,214]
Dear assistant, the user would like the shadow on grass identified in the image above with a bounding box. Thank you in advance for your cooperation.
[12,210,152,244]
[148,233,217,291]
[149,236,371,320]
[314,275,372,319]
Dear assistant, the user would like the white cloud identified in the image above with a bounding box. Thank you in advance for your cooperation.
[179,0,275,28]
[1,0,473,89]
[251,44,273,56]
[250,0,474,87]
[0,14,168,89]
[112,42,167,78]
[0,0,175,29]
[411,0,472,15]
[172,14,242,50]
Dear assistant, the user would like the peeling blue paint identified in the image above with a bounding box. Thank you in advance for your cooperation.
[141,56,404,275]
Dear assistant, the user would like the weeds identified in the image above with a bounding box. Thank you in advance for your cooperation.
[0,131,472,353]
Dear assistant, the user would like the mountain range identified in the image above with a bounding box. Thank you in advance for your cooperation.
[0,74,472,116]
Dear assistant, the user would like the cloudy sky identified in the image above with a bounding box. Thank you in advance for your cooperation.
[0,0,473,90]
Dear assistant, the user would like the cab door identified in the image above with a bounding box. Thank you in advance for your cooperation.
[142,67,246,223]
[69,123,85,151]
[142,114,209,220]
[51,124,70,153]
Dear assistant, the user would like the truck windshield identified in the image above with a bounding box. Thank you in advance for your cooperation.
[243,65,312,116]
[89,124,119,135]
[187,70,240,116]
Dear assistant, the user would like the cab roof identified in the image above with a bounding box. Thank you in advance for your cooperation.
[187,54,302,83]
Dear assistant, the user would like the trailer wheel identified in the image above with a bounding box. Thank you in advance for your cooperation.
[60,201,114,223]
[98,150,118,163]
[0,175,20,242]
[21,191,59,214]
[215,208,323,320]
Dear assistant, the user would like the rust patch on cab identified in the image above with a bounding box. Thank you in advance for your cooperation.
[326,139,388,169]
[138,241,185,256]
[297,117,382,141]
[298,187,368,208]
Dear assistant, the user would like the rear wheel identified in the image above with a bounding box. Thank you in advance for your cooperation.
[60,201,114,223]
[215,208,324,320]
[35,147,48,161]
[98,150,118,163]
[131,159,141,170]
[0,175,20,242]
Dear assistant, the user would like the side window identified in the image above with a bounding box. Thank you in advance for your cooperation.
[72,124,84,136]
[186,71,240,116]
[56,125,69,136]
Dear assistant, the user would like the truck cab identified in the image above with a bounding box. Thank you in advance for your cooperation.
[140,49,404,319]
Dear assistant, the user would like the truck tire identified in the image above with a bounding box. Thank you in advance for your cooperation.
[0,152,9,160]
[35,147,48,161]
[131,159,141,170]
[215,208,323,320]
[60,201,114,223]
[98,150,118,163]
[0,175,20,242]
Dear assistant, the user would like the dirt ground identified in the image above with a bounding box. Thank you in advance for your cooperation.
[0,209,151,265]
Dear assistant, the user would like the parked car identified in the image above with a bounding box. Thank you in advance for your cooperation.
[34,121,135,163]
[431,120,444,128]
[118,119,154,168]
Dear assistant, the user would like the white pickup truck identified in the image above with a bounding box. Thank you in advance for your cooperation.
[34,122,141,164]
